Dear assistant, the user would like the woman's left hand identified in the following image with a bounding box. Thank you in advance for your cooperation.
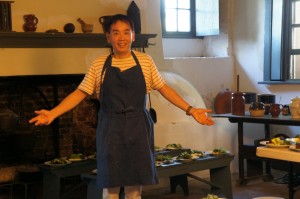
[190,108,215,126]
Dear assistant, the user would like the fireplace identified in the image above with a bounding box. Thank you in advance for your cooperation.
[0,75,98,183]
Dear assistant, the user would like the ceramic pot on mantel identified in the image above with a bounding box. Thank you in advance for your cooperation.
[23,14,38,32]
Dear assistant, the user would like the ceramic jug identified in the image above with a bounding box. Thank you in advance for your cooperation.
[213,88,232,114]
[290,96,300,118]
[23,14,38,32]
[269,104,281,118]
[99,15,112,33]
[231,92,245,116]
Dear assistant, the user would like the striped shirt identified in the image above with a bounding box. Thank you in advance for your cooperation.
[78,50,166,99]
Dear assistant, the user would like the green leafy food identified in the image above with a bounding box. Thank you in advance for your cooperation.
[50,158,69,164]
[69,153,84,160]
[177,151,192,159]
[203,193,219,199]
[212,148,227,155]
[166,143,182,149]
[155,155,172,161]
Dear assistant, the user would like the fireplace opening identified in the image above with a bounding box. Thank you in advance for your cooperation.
[0,75,98,185]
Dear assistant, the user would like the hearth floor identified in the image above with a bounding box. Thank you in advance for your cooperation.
[0,170,299,199]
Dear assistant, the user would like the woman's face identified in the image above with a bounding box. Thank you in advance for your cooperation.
[106,20,135,58]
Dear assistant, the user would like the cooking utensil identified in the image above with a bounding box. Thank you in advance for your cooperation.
[77,18,93,33]
[148,93,157,123]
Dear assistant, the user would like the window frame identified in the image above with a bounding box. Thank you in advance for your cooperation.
[161,0,197,38]
[262,0,300,84]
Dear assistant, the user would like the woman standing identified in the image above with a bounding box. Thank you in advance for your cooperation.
[29,14,214,199]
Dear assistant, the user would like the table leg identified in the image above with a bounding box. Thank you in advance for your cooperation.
[288,162,294,199]
[210,165,233,199]
[42,172,60,199]
[237,122,246,184]
[263,124,274,181]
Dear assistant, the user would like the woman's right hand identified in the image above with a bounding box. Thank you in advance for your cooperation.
[29,109,54,126]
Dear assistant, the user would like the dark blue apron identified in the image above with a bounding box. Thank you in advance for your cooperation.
[96,52,158,188]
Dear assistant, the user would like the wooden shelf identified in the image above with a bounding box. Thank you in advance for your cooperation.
[0,32,156,48]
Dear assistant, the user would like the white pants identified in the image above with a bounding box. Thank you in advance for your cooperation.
[103,186,142,199]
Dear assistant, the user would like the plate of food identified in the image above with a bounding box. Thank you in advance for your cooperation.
[176,151,195,163]
[286,137,300,144]
[155,146,163,152]
[44,158,71,167]
[68,153,85,161]
[165,143,182,150]
[87,152,96,160]
[202,194,226,199]
[209,148,230,156]
[191,150,205,158]
[155,154,175,164]
[260,139,290,148]
[155,161,162,167]
[289,145,300,152]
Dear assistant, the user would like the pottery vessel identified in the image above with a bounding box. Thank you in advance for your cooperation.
[23,14,38,32]
[281,105,290,116]
[231,92,245,116]
[290,96,300,118]
[213,88,232,114]
[269,104,281,118]
[249,102,265,117]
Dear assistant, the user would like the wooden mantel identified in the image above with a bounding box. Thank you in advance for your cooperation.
[0,32,157,48]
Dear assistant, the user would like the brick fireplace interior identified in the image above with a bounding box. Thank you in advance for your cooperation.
[0,75,98,185]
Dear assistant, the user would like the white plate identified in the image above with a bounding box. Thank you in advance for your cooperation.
[289,145,300,152]
[207,150,230,156]
[260,141,290,148]
[44,160,71,167]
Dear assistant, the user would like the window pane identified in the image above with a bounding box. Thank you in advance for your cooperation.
[165,9,177,31]
[178,10,190,32]
[178,0,190,9]
[292,27,300,49]
[165,0,177,9]
[292,1,300,24]
[290,55,300,79]
[196,0,219,36]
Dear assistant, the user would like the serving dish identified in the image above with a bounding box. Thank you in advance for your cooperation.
[260,141,290,148]
[289,145,300,152]
[44,159,71,167]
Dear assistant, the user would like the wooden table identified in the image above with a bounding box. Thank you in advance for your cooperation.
[213,113,300,184]
[257,146,300,199]
[81,154,234,199]
[38,159,96,199]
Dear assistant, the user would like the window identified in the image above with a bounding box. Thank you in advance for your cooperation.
[161,0,220,38]
[263,0,300,83]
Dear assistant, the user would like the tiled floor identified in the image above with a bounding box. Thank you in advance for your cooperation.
[1,170,300,199]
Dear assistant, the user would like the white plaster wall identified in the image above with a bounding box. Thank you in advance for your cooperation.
[233,0,300,139]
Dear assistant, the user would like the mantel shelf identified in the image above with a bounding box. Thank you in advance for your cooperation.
[0,32,157,48]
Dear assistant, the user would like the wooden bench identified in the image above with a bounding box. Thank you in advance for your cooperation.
[81,154,234,199]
